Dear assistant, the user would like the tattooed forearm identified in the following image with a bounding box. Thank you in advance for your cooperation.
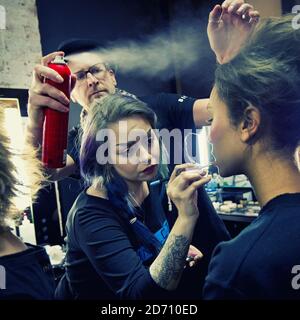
[149,214,198,290]
[150,234,190,290]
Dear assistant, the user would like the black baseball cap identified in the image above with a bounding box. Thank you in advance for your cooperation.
[57,38,101,56]
[57,38,117,72]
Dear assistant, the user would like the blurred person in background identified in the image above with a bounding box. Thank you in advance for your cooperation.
[0,108,55,300]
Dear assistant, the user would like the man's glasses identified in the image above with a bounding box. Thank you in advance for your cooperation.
[74,63,108,84]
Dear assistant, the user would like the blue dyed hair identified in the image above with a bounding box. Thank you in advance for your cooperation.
[80,94,168,256]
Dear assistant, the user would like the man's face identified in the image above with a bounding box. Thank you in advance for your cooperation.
[67,52,117,110]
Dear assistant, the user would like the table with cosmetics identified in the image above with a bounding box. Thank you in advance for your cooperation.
[212,200,260,237]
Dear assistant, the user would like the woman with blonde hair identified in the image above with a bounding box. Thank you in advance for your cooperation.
[0,108,55,299]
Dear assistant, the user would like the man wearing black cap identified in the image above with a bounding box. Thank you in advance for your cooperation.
[26,1,259,298]
[27,1,258,182]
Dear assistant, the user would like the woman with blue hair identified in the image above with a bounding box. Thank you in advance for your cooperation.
[56,94,211,299]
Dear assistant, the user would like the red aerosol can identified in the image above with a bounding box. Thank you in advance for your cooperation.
[42,55,71,168]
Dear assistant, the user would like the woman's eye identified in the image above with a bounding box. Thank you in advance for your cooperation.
[125,147,135,156]
[121,149,130,156]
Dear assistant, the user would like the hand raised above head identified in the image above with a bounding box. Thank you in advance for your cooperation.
[208,1,260,64]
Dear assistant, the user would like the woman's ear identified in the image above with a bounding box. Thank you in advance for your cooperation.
[240,105,261,143]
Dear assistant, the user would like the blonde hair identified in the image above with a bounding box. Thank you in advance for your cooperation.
[0,108,44,232]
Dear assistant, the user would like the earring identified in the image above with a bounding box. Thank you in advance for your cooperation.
[167,196,173,212]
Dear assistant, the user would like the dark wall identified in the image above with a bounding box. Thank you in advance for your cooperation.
[36,0,173,96]
[37,0,167,53]
[36,0,217,140]
[282,0,300,14]
[36,0,216,98]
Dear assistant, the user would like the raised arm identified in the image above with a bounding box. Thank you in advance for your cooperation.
[26,51,77,181]
[149,164,211,290]
[208,0,260,64]
[192,1,260,128]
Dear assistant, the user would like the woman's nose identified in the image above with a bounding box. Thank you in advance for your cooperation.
[138,145,152,164]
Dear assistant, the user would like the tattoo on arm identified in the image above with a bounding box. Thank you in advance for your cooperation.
[150,234,189,289]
